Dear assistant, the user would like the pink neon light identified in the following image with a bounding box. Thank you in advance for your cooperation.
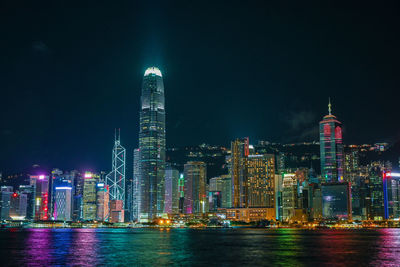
[39,175,45,180]
[335,126,342,139]
[84,173,93,178]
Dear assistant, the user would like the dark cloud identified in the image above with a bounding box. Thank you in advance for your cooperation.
[299,126,319,141]
[287,111,317,131]
[32,41,49,53]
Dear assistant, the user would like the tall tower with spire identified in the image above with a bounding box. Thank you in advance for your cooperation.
[106,129,126,206]
[319,99,344,182]
[138,67,166,221]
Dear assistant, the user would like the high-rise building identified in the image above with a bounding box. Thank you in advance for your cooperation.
[30,175,50,220]
[96,182,110,222]
[164,164,180,214]
[282,174,298,222]
[19,185,35,220]
[321,182,352,220]
[82,172,98,221]
[208,191,222,212]
[110,199,124,223]
[178,173,185,213]
[383,171,400,220]
[183,161,207,214]
[367,164,385,220]
[9,192,27,220]
[50,168,63,218]
[247,154,275,209]
[51,169,74,221]
[132,148,140,221]
[319,100,344,182]
[231,137,249,208]
[72,171,84,221]
[0,186,13,220]
[138,67,166,222]
[106,130,126,209]
[209,174,231,208]
[54,186,72,221]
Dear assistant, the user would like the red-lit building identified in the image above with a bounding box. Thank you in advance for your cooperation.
[30,175,50,220]
[319,100,344,182]
[110,199,124,223]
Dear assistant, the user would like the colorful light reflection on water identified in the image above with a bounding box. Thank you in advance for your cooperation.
[1,228,400,266]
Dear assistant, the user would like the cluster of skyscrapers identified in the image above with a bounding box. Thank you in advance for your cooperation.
[1,67,400,225]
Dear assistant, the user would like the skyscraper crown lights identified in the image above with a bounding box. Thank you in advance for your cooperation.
[144,67,162,77]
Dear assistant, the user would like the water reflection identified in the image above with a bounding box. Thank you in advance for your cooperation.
[314,229,381,266]
[371,229,400,266]
[26,229,53,266]
[68,229,99,266]
[1,228,400,266]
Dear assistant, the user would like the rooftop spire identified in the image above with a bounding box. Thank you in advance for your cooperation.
[328,97,332,115]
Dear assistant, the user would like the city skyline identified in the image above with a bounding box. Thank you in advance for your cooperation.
[3,2,400,266]
[2,2,400,174]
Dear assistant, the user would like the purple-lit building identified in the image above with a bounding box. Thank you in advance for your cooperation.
[319,100,344,182]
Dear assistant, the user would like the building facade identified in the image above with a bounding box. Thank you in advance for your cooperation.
[54,186,72,221]
[138,67,166,222]
[82,172,98,221]
[319,100,344,182]
[164,165,180,214]
[30,175,50,220]
[106,130,126,210]
[247,154,275,208]
[96,183,110,222]
[231,137,249,208]
[321,182,352,220]
[183,161,207,214]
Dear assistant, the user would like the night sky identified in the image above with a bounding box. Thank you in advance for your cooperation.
[1,1,400,173]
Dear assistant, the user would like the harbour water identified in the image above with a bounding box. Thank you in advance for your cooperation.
[1,228,399,266]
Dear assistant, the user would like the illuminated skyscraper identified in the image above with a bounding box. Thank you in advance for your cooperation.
[209,174,231,208]
[321,182,352,220]
[131,148,140,221]
[82,172,98,221]
[96,182,110,222]
[247,154,275,209]
[319,99,344,182]
[164,164,180,214]
[72,172,84,221]
[138,67,166,221]
[19,185,35,220]
[183,161,207,214]
[51,169,74,221]
[231,137,249,208]
[54,186,72,221]
[9,192,27,220]
[282,174,298,222]
[106,130,126,208]
[30,175,50,220]
[0,186,13,220]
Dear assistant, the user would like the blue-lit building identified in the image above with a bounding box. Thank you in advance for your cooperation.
[383,171,400,220]
[138,67,166,222]
[54,186,73,221]
[50,169,74,220]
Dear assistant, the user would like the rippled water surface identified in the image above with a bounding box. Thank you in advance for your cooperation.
[1,228,400,266]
